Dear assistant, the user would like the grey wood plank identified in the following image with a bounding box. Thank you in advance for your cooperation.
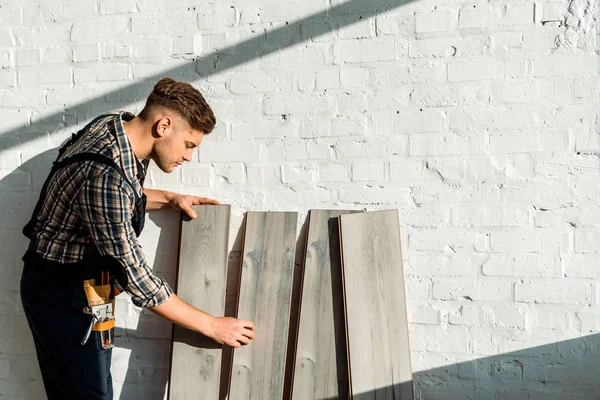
[291,210,359,400]
[228,211,298,399]
[339,210,414,399]
[169,205,231,400]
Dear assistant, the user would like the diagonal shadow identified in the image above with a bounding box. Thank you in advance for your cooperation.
[0,0,414,154]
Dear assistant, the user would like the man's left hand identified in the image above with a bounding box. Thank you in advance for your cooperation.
[169,194,220,219]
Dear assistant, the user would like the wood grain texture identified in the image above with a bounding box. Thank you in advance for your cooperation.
[228,212,298,400]
[169,205,231,400]
[291,210,359,400]
[339,210,414,399]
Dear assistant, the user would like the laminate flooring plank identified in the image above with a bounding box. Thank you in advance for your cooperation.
[169,205,231,400]
[291,210,359,400]
[228,212,298,400]
[339,210,413,399]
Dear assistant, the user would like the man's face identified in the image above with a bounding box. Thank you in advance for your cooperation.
[152,115,204,173]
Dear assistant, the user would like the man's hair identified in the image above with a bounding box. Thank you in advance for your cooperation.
[139,77,216,134]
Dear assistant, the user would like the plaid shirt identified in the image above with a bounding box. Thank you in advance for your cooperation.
[28,111,173,308]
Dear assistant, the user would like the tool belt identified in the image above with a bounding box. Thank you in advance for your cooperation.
[81,273,118,350]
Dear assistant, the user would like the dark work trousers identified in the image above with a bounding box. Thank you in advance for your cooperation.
[20,251,113,400]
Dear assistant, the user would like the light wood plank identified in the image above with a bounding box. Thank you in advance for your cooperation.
[169,205,231,400]
[228,212,298,399]
[339,210,413,399]
[291,210,359,400]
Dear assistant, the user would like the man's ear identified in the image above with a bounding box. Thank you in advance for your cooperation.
[155,116,173,138]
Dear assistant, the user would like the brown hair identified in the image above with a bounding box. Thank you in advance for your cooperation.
[139,77,216,134]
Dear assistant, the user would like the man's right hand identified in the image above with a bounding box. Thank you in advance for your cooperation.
[209,317,255,348]
[149,294,256,348]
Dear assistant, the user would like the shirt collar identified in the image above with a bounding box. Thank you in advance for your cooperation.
[113,111,147,183]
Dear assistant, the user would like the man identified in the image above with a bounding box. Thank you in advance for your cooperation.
[20,77,255,399]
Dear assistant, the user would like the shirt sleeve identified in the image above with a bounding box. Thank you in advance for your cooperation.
[77,166,173,308]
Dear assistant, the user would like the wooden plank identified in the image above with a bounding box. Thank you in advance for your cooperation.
[339,210,413,399]
[168,205,231,400]
[291,210,358,400]
[228,212,298,399]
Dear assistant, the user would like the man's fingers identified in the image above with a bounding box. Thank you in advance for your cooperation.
[191,196,220,205]
[242,329,255,340]
[181,204,197,219]
[238,335,250,345]
[240,320,255,330]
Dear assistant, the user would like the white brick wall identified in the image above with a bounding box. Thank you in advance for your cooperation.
[0,0,598,398]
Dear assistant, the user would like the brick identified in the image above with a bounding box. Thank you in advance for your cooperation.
[454,205,529,227]
[397,110,446,133]
[409,134,485,156]
[529,308,570,330]
[263,94,335,116]
[489,131,567,154]
[415,10,455,33]
[71,17,129,40]
[17,49,40,66]
[408,305,440,325]
[448,59,505,81]
[433,280,512,301]
[458,5,494,28]
[281,164,317,183]
[449,306,487,326]
[181,165,212,187]
[515,281,591,304]
[389,160,423,180]
[20,66,71,89]
[0,49,13,69]
[317,163,350,182]
[0,70,16,88]
[490,229,542,252]
[352,161,385,181]
[483,254,560,277]
[334,39,396,63]
[315,69,340,90]
[73,45,100,62]
[334,139,384,158]
[0,28,14,47]
[533,54,599,77]
[411,85,489,107]
[407,252,478,276]
[214,163,245,184]
[230,71,294,94]
[499,3,535,25]
[409,230,487,252]
[246,165,281,184]
[409,35,486,58]
[574,229,600,253]
[337,18,375,39]
[99,0,138,14]
[340,68,369,88]
[74,64,129,83]
[331,118,367,136]
[338,186,411,205]
[306,141,333,159]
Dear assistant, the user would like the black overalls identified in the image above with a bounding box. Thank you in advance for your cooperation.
[20,116,146,400]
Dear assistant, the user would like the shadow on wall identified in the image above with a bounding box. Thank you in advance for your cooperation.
[0,0,415,155]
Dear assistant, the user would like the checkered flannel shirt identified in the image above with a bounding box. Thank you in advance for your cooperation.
[27,111,173,308]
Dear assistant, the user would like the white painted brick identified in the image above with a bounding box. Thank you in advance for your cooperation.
[499,3,535,25]
[331,118,367,136]
[17,49,40,66]
[263,94,335,116]
[181,165,212,187]
[99,0,138,14]
[43,46,71,64]
[172,35,202,55]
[409,305,440,325]
[389,160,423,180]
[529,308,570,330]
[71,17,130,40]
[564,254,600,279]
[458,5,494,28]
[214,163,245,184]
[338,185,411,205]
[449,305,487,326]
[410,134,485,156]
[306,141,333,159]
[334,139,384,159]
[577,311,600,332]
[410,85,489,108]
[73,45,100,62]
[0,49,13,69]
[230,71,293,94]
[409,35,486,58]
[490,229,542,252]
[483,254,560,277]
[433,280,512,302]
[0,70,16,88]
[490,131,567,154]
[410,230,487,252]
[281,163,317,183]
[407,252,478,276]
[352,161,385,181]
[533,54,599,76]
[317,163,350,182]
[337,18,375,39]
[454,205,529,227]
[574,229,600,253]
[516,281,591,304]
[541,2,567,23]
[297,73,315,92]
[315,69,340,90]
[416,10,455,33]
[397,110,446,133]
[448,59,505,81]
[490,32,523,52]
[74,64,129,83]
[246,165,281,184]
[0,28,14,47]
[340,68,369,88]
[18,64,72,86]
[335,39,396,63]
